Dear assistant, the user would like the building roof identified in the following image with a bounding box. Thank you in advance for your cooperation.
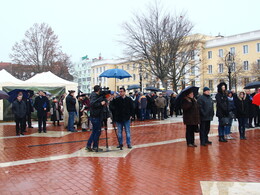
[205,29,260,48]
[91,58,130,67]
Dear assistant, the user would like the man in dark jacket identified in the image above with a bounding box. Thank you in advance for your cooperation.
[66,90,77,132]
[34,90,50,133]
[112,87,134,149]
[197,87,214,146]
[86,85,106,152]
[245,89,258,128]
[12,95,27,136]
[26,93,34,128]
[215,82,229,142]
[146,93,153,119]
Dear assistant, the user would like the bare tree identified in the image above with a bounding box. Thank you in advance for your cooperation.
[250,60,260,81]
[10,23,73,80]
[121,2,198,90]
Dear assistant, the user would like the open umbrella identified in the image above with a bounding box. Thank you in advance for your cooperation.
[99,68,132,91]
[174,86,199,109]
[99,68,131,79]
[145,86,161,92]
[127,84,140,90]
[244,81,260,89]
[7,89,29,103]
[252,93,260,106]
[0,90,9,100]
[164,90,175,96]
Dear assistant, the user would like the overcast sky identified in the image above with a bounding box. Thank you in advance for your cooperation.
[0,0,259,63]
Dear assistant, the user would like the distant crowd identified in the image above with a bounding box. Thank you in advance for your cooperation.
[11,83,260,150]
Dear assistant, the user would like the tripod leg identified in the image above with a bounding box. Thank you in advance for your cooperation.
[105,128,109,149]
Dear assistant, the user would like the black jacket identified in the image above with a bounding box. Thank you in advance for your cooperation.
[66,94,76,112]
[112,96,134,122]
[34,96,50,115]
[235,95,249,118]
[197,94,214,121]
[12,99,27,119]
[216,82,228,118]
[246,93,258,117]
[89,92,105,118]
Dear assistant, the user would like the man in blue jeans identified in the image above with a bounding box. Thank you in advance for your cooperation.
[86,85,106,152]
[66,90,77,132]
[111,87,134,149]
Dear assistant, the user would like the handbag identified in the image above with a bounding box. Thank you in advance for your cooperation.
[220,117,230,126]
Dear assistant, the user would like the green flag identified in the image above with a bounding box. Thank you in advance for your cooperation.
[82,55,88,60]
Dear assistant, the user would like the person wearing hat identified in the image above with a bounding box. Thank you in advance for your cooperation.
[66,90,77,132]
[197,87,214,146]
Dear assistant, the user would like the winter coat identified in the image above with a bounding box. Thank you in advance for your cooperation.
[215,82,228,118]
[146,95,153,110]
[26,98,34,114]
[89,91,105,118]
[155,97,166,108]
[34,96,50,116]
[138,95,147,109]
[246,93,258,117]
[235,93,249,118]
[12,99,27,119]
[50,102,61,121]
[112,96,134,122]
[197,94,214,121]
[182,97,200,125]
[170,97,176,108]
[66,94,76,112]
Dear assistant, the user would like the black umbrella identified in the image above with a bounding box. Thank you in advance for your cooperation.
[145,86,161,92]
[0,90,9,100]
[174,86,199,109]
[7,89,29,103]
[244,81,260,89]
[127,84,141,90]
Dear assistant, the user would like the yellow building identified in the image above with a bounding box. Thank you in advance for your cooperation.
[201,30,260,93]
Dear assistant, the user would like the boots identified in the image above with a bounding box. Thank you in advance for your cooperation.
[219,136,228,142]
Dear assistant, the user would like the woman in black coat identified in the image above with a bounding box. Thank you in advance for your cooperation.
[235,91,249,139]
[181,90,200,147]
[215,82,229,142]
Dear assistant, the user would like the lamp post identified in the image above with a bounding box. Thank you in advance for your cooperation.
[225,52,234,90]
[139,63,143,92]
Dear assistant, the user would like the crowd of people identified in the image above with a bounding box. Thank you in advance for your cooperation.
[182,82,260,147]
[11,83,260,151]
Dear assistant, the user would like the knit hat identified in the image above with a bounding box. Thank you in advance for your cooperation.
[203,87,210,92]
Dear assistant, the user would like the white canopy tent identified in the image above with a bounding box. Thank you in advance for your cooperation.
[23,71,78,92]
[0,69,25,120]
[0,70,78,120]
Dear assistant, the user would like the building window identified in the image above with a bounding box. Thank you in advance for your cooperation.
[230,47,235,54]
[191,80,195,86]
[244,78,249,86]
[191,50,195,60]
[218,64,223,73]
[208,51,212,59]
[257,43,260,52]
[243,45,248,54]
[219,49,223,57]
[132,64,136,70]
[209,80,213,90]
[208,65,212,74]
[243,61,249,71]
[257,59,260,70]
[230,62,236,72]
[133,74,136,81]
[93,78,95,83]
[127,64,130,70]
[96,68,98,73]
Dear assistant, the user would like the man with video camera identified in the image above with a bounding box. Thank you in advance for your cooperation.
[86,85,107,152]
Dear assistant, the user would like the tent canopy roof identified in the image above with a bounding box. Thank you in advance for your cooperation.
[0,69,24,84]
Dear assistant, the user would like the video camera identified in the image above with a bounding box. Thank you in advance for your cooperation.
[100,87,111,97]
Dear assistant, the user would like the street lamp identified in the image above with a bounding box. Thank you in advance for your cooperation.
[225,52,235,90]
[139,63,143,92]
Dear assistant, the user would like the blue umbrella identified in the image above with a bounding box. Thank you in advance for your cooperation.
[174,86,199,109]
[99,68,132,80]
[127,84,140,90]
[0,90,9,100]
[145,86,161,92]
[7,89,29,103]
